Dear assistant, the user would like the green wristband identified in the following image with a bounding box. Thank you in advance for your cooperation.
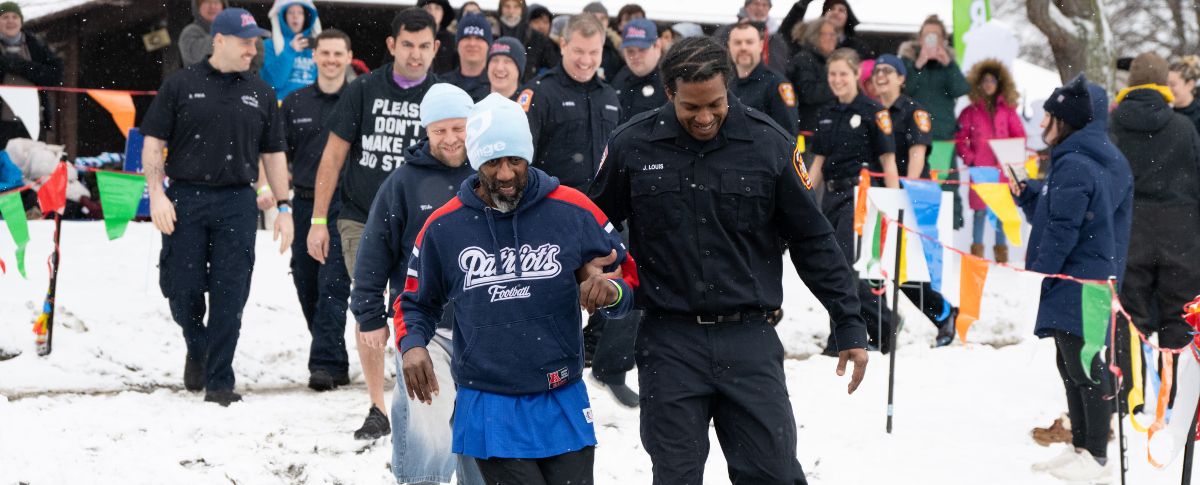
[311,217,327,225]
[257,185,271,195]
[604,278,623,308]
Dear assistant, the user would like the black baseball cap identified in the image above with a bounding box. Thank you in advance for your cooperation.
[211,8,270,39]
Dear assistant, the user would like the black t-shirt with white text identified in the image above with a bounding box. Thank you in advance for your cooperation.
[326,64,435,223]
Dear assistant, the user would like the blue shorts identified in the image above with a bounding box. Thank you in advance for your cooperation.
[453,379,597,459]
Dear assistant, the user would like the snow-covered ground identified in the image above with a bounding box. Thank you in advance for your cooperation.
[0,221,1189,484]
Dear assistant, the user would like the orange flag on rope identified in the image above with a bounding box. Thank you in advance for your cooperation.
[87,90,136,137]
[853,168,870,235]
[37,161,67,215]
[955,254,990,342]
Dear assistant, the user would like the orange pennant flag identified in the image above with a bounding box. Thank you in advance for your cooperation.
[87,90,136,137]
[853,168,870,235]
[955,254,990,342]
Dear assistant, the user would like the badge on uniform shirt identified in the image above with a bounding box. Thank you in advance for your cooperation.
[778,83,797,107]
[850,114,862,128]
[914,109,932,133]
[517,89,534,112]
[642,85,655,98]
[792,146,812,190]
[875,110,893,135]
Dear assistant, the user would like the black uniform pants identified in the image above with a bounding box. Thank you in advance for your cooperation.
[475,446,594,485]
[821,185,892,350]
[290,196,352,377]
[586,311,641,382]
[1053,331,1113,459]
[159,183,256,392]
[637,318,807,485]
[1119,218,1199,351]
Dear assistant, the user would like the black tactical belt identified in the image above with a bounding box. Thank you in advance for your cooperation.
[645,311,773,325]
[825,177,858,193]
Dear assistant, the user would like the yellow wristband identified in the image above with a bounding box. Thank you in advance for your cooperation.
[311,217,327,225]
[257,185,271,195]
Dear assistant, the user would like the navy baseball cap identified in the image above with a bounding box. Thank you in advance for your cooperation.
[211,8,270,39]
[622,18,657,50]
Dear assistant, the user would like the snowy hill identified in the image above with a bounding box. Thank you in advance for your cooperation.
[0,221,1188,483]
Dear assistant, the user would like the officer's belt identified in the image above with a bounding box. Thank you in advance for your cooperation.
[294,186,316,200]
[825,177,858,193]
[644,311,773,325]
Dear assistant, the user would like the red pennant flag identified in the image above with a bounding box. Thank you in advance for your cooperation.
[37,161,67,215]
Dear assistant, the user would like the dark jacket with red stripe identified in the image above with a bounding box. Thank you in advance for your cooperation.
[395,166,636,395]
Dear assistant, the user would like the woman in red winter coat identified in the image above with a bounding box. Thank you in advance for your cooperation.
[955,59,1025,262]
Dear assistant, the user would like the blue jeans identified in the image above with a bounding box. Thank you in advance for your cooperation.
[971,210,1006,245]
[391,335,484,484]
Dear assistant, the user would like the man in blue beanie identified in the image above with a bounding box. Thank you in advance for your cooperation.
[398,93,638,484]
[441,13,493,101]
[351,83,484,484]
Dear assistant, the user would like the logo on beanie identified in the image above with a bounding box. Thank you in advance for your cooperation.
[467,108,510,162]
[463,26,486,38]
[491,42,511,54]
[241,13,256,27]
[626,27,647,39]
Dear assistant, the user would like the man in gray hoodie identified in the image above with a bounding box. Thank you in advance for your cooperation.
[179,0,263,71]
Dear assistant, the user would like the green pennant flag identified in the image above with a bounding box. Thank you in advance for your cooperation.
[1080,282,1113,382]
[868,212,884,270]
[929,141,956,180]
[95,171,146,240]
[0,190,29,277]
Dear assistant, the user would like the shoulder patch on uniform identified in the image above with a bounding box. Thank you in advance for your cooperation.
[517,89,534,112]
[778,83,797,107]
[792,146,812,190]
[875,110,893,136]
[914,109,932,133]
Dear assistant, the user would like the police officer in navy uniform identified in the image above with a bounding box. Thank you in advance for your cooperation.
[141,8,294,406]
[871,54,959,346]
[518,14,620,190]
[610,18,667,124]
[808,48,900,355]
[281,29,354,390]
[728,20,799,136]
[589,36,869,485]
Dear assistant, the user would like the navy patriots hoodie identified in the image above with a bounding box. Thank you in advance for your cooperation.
[395,167,637,395]
[351,139,474,333]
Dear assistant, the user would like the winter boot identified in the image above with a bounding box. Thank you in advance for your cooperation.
[935,307,958,347]
[354,406,391,440]
[1049,450,1112,483]
[204,390,242,407]
[184,352,206,393]
[970,243,984,258]
[994,244,1009,264]
[308,370,338,392]
[1032,415,1073,446]
[591,372,639,408]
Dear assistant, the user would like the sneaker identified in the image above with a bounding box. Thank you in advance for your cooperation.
[1032,446,1079,472]
[591,373,639,408]
[184,352,206,393]
[1049,450,1112,483]
[1032,416,1073,447]
[204,390,242,407]
[308,370,337,392]
[353,406,390,440]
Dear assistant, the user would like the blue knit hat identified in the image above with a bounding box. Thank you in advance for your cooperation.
[1043,73,1093,130]
[420,83,475,127]
[456,13,493,45]
[466,93,534,169]
[873,54,906,77]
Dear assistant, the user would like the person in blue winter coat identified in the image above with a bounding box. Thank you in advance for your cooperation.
[263,0,322,100]
[398,93,637,485]
[1015,73,1131,483]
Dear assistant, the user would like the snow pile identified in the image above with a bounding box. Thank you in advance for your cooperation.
[0,221,1188,483]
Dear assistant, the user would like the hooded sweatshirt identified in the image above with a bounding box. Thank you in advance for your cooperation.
[419,0,460,75]
[1018,83,1132,338]
[396,166,635,395]
[351,139,474,333]
[178,0,229,66]
[263,0,321,100]
[1110,86,1200,211]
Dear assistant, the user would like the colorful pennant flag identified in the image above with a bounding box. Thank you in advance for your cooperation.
[955,254,990,342]
[971,182,1023,246]
[0,189,29,277]
[928,141,956,181]
[901,179,944,292]
[87,90,137,137]
[95,171,147,240]
[1079,283,1112,381]
[37,161,67,215]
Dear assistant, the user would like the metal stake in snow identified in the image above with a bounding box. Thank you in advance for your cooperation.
[1183,394,1198,485]
[886,210,904,434]
[1108,276,1127,485]
[35,212,62,356]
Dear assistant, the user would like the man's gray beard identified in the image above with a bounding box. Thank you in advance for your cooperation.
[491,192,522,213]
